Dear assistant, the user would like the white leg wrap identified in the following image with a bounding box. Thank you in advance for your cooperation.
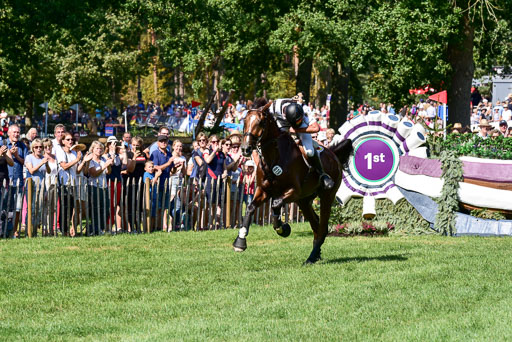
[239,227,248,239]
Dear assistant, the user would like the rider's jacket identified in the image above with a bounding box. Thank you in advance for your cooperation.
[269,99,306,130]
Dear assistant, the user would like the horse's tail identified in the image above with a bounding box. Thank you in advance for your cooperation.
[329,136,353,170]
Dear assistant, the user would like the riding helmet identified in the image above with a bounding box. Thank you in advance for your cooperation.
[284,103,304,128]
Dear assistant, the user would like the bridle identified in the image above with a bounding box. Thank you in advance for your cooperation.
[243,110,266,147]
[243,131,262,145]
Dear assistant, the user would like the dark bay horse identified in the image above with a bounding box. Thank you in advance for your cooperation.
[233,99,353,264]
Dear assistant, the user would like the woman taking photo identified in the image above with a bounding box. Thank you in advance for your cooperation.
[41,138,59,236]
[56,132,89,236]
[203,134,227,229]
[25,138,49,234]
[104,136,128,233]
[191,132,208,182]
[88,141,113,235]
[122,136,147,233]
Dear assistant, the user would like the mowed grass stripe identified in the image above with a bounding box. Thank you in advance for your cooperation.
[1,224,512,341]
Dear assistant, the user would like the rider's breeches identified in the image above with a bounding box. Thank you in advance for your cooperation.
[297,122,315,157]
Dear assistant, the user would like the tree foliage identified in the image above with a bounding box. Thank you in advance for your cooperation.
[1,0,511,124]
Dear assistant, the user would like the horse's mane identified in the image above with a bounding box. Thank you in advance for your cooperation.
[252,97,268,109]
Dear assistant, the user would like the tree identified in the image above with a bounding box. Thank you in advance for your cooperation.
[349,0,512,127]
[0,0,147,116]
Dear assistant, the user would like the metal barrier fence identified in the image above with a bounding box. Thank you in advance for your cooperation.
[0,176,304,238]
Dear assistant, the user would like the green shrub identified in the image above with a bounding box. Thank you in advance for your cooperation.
[428,133,512,160]
[469,208,507,221]
[328,198,432,235]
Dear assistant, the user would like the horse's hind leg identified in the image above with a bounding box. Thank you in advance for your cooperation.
[306,192,336,264]
[297,196,324,264]
[233,187,267,252]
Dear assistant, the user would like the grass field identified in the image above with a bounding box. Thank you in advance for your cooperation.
[1,223,512,341]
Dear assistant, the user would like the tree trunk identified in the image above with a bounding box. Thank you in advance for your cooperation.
[179,69,184,105]
[329,62,350,130]
[213,69,219,109]
[447,11,474,128]
[25,94,34,120]
[296,57,312,104]
[151,30,158,101]
[261,73,267,99]
[174,69,179,101]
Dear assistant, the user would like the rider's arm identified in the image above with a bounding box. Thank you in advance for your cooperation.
[290,121,320,134]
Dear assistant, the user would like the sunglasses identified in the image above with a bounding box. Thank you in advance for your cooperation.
[224,143,231,146]
[159,140,168,143]
[199,139,206,142]
[33,146,43,149]
[64,138,73,141]
[211,140,219,143]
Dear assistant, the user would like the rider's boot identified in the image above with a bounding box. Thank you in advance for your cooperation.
[309,150,335,190]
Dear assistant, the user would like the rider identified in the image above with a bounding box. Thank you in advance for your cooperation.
[268,93,335,190]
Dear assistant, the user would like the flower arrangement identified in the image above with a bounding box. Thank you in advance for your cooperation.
[331,221,394,237]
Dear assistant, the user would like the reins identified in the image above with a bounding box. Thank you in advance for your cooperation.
[247,111,283,180]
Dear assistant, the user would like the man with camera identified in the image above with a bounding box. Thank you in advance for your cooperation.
[5,124,28,237]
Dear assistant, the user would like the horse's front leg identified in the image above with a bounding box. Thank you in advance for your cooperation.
[233,187,268,252]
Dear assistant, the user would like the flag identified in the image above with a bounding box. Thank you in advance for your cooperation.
[428,90,447,104]
[191,101,201,108]
[39,102,48,109]
[70,104,79,111]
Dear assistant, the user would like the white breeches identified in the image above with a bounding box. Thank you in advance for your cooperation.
[297,122,315,157]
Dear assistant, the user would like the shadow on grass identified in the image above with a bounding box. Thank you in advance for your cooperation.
[292,231,314,237]
[325,254,408,264]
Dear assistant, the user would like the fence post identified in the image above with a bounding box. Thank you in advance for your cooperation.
[27,178,33,238]
[226,177,231,228]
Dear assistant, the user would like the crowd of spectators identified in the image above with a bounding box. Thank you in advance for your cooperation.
[0,119,262,237]
[1,89,512,238]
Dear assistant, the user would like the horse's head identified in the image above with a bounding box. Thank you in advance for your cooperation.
[241,101,272,157]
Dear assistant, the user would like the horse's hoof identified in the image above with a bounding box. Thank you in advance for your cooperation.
[233,237,247,252]
[276,223,291,238]
[303,255,321,265]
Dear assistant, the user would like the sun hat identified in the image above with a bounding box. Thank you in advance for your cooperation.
[245,160,256,168]
[71,143,87,151]
[229,130,242,144]
[478,119,492,127]
[453,122,462,130]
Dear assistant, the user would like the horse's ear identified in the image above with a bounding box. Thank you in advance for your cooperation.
[262,101,272,112]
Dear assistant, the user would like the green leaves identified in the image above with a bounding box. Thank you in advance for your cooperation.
[434,150,463,236]
[430,134,512,160]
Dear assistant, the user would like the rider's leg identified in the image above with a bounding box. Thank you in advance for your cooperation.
[298,131,335,190]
